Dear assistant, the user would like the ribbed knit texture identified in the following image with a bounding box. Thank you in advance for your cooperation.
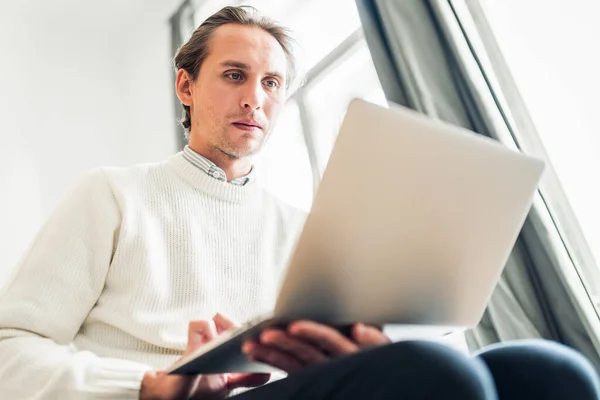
[0,152,306,399]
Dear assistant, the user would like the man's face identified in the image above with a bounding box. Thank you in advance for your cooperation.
[185,24,288,159]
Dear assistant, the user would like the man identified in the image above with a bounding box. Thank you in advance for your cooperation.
[0,5,598,400]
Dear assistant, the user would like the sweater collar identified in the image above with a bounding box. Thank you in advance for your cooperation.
[165,152,261,203]
[182,145,256,186]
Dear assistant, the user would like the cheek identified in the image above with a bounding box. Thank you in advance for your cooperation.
[205,87,240,118]
[195,79,229,109]
[195,90,223,124]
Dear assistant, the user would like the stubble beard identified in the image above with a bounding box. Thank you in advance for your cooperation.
[213,125,269,159]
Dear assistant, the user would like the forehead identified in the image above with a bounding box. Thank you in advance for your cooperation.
[205,24,288,76]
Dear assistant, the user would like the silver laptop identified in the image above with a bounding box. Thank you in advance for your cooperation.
[167,98,545,375]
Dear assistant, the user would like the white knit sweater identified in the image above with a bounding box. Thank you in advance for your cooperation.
[0,152,306,399]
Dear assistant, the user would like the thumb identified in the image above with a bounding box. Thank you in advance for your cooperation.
[213,312,240,335]
[185,320,216,356]
[352,323,390,347]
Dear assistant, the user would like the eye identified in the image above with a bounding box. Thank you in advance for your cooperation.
[264,79,279,89]
[226,72,243,81]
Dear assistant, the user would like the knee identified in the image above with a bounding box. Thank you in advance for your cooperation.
[477,339,600,398]
[361,341,496,399]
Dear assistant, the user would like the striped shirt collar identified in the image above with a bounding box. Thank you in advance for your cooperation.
[182,145,255,186]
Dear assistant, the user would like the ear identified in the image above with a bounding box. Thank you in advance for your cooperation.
[175,69,194,106]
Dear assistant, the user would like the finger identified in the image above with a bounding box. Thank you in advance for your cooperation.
[142,370,198,400]
[188,374,228,400]
[186,320,217,356]
[213,312,240,335]
[227,373,271,390]
[352,323,391,347]
[260,329,328,365]
[288,321,359,356]
[242,340,304,373]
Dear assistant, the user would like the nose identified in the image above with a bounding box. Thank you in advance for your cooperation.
[240,80,265,111]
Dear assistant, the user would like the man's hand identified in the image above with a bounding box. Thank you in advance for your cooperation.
[140,314,270,400]
[241,321,390,373]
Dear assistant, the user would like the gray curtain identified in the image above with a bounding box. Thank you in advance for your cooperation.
[355,0,600,370]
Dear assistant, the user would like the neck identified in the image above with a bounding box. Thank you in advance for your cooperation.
[188,141,253,182]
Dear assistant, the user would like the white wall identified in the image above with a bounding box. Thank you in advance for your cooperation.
[0,0,181,284]
[120,0,183,164]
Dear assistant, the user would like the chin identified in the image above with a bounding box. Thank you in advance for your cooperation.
[220,144,261,159]
[232,139,264,157]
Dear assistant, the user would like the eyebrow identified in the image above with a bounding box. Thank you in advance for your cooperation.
[220,60,285,82]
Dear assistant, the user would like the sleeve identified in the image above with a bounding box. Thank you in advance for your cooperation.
[0,169,152,399]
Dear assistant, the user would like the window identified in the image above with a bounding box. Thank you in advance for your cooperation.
[253,101,313,211]
[465,0,600,306]
[303,40,388,173]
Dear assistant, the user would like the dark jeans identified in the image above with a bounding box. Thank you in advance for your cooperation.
[232,339,600,399]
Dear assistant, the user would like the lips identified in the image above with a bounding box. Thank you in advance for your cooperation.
[233,123,260,128]
[232,119,263,130]
[232,123,262,133]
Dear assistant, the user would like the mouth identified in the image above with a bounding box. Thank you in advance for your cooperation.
[232,123,262,133]
[232,119,264,132]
